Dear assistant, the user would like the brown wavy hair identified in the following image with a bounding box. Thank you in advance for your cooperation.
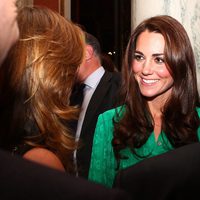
[0,6,85,172]
[113,15,200,163]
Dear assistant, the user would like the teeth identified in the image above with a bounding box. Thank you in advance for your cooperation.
[142,79,159,84]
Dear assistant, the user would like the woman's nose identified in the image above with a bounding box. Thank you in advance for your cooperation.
[142,60,153,75]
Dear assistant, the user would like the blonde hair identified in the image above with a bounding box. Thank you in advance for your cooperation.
[1,6,85,172]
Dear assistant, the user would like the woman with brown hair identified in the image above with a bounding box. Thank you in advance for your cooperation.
[0,6,85,173]
[88,15,200,187]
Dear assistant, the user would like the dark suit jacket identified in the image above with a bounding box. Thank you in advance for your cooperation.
[0,149,130,200]
[77,70,121,177]
[113,143,200,200]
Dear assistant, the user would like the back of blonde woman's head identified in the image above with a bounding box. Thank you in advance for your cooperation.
[1,6,85,172]
[15,6,84,103]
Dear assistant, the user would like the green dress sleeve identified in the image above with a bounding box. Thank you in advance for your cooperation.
[88,110,117,188]
[196,107,200,139]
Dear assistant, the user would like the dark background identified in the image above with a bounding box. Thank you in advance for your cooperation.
[71,0,131,70]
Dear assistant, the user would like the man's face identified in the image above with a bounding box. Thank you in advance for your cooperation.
[76,44,94,82]
[77,57,88,82]
[0,0,19,65]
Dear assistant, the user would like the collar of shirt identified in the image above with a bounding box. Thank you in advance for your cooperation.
[84,66,105,89]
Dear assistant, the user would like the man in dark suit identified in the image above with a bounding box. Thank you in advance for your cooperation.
[71,32,121,177]
[114,143,200,200]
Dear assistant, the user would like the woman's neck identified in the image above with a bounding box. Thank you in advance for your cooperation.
[153,115,162,140]
[148,101,163,141]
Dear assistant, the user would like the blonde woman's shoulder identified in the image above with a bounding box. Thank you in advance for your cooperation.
[23,147,65,172]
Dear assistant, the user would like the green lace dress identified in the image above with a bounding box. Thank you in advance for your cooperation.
[88,106,200,188]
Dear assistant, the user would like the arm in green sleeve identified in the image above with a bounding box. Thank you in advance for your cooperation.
[88,112,117,188]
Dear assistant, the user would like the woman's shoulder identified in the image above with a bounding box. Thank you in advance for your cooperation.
[98,105,125,121]
[94,106,125,140]
[23,147,65,172]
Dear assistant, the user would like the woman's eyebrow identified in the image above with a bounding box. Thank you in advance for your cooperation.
[134,50,143,55]
[152,53,164,57]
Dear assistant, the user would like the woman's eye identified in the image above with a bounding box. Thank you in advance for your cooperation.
[134,54,144,61]
[155,57,165,64]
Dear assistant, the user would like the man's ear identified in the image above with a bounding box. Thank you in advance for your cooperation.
[85,45,94,61]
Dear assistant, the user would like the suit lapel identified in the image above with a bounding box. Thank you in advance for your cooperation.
[81,71,112,132]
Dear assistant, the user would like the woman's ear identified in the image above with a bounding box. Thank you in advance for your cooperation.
[85,44,94,61]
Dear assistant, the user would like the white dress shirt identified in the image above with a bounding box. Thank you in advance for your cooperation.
[74,66,105,173]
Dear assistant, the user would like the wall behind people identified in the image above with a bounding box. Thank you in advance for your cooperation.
[101,53,118,72]
[16,0,71,19]
[131,0,200,92]
[71,0,131,71]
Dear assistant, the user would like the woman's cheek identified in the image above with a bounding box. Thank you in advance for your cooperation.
[131,61,142,73]
[156,67,171,78]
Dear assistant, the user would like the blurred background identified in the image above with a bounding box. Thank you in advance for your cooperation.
[17,0,131,71]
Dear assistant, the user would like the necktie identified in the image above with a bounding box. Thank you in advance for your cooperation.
[70,83,86,107]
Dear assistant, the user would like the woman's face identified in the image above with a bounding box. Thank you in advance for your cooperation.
[132,30,174,102]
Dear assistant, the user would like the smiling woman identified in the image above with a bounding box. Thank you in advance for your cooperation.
[132,31,173,104]
[88,15,200,188]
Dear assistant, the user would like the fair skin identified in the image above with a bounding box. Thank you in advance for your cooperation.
[77,44,101,82]
[23,148,65,172]
[0,0,19,65]
[132,30,174,139]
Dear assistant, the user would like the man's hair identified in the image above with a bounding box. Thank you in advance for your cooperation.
[85,32,101,56]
